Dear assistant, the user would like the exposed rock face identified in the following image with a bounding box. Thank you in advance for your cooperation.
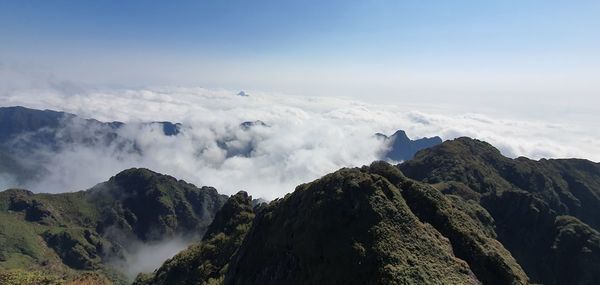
[399,137,600,285]
[377,130,442,161]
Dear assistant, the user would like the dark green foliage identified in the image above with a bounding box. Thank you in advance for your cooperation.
[135,191,255,285]
[399,182,526,284]
[0,168,227,283]
[0,268,115,285]
[399,137,600,284]
[369,161,528,285]
[42,229,107,270]
[550,216,600,285]
[0,269,65,285]
[90,168,227,241]
[6,189,59,224]
[3,135,599,284]
[226,167,481,285]
[138,161,529,285]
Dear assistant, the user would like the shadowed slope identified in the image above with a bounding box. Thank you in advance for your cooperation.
[134,191,255,285]
[136,162,528,285]
[0,168,227,283]
[225,165,521,285]
[399,137,600,285]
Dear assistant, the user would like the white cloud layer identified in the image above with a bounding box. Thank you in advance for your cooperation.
[107,237,191,281]
[1,87,599,199]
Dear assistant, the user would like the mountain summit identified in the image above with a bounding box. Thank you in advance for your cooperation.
[137,138,600,285]
[399,137,600,285]
[137,161,531,285]
[0,168,227,283]
[376,130,442,161]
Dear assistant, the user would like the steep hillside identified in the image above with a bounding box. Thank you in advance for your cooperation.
[134,191,255,285]
[135,139,600,285]
[140,162,530,285]
[225,163,527,285]
[2,136,599,284]
[399,137,600,285]
[0,168,227,283]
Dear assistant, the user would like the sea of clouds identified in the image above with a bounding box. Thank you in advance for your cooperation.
[1,86,599,200]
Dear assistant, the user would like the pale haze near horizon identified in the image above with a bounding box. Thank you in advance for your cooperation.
[0,1,598,125]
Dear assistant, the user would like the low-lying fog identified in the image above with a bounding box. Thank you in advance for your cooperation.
[2,87,598,199]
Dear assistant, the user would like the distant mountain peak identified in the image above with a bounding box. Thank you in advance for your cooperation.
[152,121,181,136]
[239,120,268,130]
[377,129,442,161]
[412,137,502,161]
[391,129,409,139]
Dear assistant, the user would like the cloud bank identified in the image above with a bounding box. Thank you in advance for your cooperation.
[107,237,191,281]
[1,87,599,199]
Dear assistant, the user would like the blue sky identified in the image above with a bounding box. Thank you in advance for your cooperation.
[1,1,599,120]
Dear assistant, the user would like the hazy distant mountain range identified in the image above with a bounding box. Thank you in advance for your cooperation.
[0,106,181,187]
[0,106,181,144]
[376,130,442,161]
[0,106,440,191]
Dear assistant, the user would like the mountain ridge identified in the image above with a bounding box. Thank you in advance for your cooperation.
[1,128,599,284]
[136,137,599,285]
[0,168,228,284]
[399,137,600,285]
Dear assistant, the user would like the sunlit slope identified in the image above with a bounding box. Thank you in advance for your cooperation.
[0,168,227,284]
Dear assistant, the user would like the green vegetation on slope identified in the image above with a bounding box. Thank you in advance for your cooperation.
[134,191,255,285]
[90,168,227,242]
[399,137,600,285]
[2,136,599,285]
[136,161,532,285]
[226,166,485,285]
[0,269,114,285]
[368,161,528,285]
[0,168,228,284]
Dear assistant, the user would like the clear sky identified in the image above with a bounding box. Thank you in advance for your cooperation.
[1,1,599,121]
